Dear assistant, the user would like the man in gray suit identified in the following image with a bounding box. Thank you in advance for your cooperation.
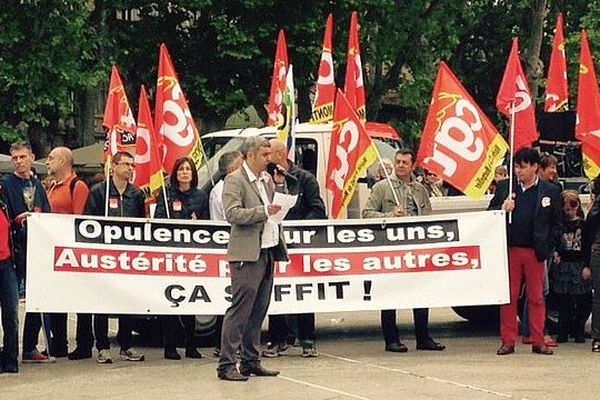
[217,136,289,381]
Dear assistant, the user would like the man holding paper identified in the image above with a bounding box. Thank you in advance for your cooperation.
[217,136,289,381]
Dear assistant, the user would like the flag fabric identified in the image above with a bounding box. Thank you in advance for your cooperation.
[134,85,165,202]
[418,62,509,199]
[544,13,569,112]
[310,14,335,124]
[276,65,296,162]
[102,65,137,162]
[326,89,378,218]
[267,30,289,127]
[496,37,538,152]
[576,30,600,179]
[154,43,203,175]
[344,11,366,123]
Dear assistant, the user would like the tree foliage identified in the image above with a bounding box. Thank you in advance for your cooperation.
[2,0,600,155]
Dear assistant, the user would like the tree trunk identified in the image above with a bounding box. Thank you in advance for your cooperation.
[523,0,548,102]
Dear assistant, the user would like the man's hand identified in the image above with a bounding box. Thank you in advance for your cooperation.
[14,212,30,225]
[582,266,592,280]
[272,170,285,185]
[502,199,515,212]
[393,206,406,217]
[267,204,282,215]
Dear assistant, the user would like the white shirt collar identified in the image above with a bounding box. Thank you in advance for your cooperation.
[242,161,258,183]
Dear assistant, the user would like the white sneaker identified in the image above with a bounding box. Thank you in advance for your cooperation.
[97,349,113,364]
[119,348,145,362]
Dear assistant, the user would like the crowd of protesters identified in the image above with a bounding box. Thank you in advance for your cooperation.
[1,140,600,378]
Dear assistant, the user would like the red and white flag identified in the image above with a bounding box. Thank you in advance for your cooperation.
[326,89,378,218]
[496,37,538,152]
[154,43,204,175]
[344,11,366,123]
[310,14,335,124]
[576,30,600,179]
[417,62,508,199]
[134,85,165,202]
[544,13,569,112]
[102,65,137,162]
[267,30,289,127]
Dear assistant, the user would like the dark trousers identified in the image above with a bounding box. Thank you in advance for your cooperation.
[0,260,19,368]
[381,308,430,344]
[555,292,592,338]
[22,312,43,353]
[218,249,274,371]
[49,313,68,355]
[94,315,133,351]
[268,313,316,343]
[72,313,94,350]
[589,252,600,339]
[162,315,196,350]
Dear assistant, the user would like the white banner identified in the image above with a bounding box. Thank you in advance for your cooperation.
[26,211,509,315]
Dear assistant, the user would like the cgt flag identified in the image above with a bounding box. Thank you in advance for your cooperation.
[276,64,296,162]
[576,30,600,179]
[545,13,569,112]
[310,14,335,124]
[134,85,165,203]
[496,37,538,152]
[154,43,203,175]
[417,62,509,199]
[326,89,378,218]
[102,65,137,161]
[267,30,289,127]
[344,11,366,123]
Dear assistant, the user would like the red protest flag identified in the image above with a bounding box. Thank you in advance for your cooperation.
[326,89,378,218]
[154,43,204,175]
[102,65,137,161]
[267,30,289,127]
[134,85,165,203]
[344,11,366,123]
[418,62,508,199]
[576,30,600,179]
[544,13,569,112]
[310,14,335,124]
[496,37,538,152]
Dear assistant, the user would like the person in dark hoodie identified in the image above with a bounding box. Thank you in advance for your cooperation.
[154,156,208,360]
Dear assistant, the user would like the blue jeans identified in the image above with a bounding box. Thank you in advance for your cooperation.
[0,259,19,369]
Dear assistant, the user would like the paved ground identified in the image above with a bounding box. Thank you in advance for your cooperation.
[0,307,596,400]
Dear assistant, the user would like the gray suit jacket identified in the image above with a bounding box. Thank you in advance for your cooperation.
[222,166,289,262]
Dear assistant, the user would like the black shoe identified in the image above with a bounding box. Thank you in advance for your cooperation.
[575,335,586,344]
[218,368,249,381]
[416,338,445,351]
[164,348,181,360]
[185,348,202,359]
[239,363,280,377]
[2,365,18,373]
[385,342,408,353]
[68,347,92,361]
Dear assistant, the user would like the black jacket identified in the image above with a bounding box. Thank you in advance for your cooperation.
[85,179,145,218]
[154,184,209,220]
[488,178,562,262]
[582,198,600,266]
[285,164,326,220]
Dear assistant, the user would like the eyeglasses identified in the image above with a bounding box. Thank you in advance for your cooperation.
[116,162,135,168]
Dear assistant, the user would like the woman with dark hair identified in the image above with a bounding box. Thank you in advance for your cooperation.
[154,157,208,360]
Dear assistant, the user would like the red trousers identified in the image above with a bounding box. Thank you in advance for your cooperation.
[500,247,545,346]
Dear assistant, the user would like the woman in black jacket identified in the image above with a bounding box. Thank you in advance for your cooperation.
[154,157,208,360]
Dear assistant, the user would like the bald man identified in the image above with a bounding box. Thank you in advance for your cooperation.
[263,139,326,358]
[45,146,90,358]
